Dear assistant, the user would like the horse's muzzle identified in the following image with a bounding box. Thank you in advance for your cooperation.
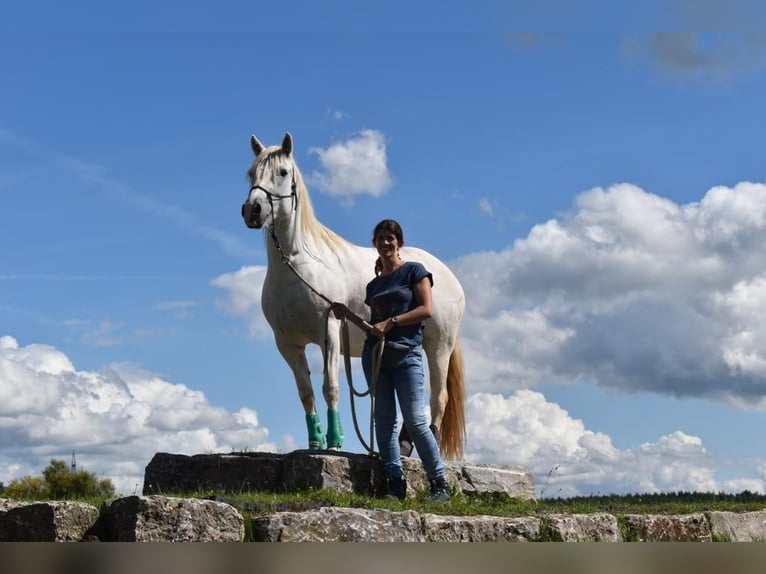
[241,202,262,229]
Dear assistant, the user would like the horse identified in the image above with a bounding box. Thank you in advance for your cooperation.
[241,132,466,459]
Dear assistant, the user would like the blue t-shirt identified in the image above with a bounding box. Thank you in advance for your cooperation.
[365,261,433,348]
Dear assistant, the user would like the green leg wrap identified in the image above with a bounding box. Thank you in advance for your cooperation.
[326,408,344,449]
[306,413,326,450]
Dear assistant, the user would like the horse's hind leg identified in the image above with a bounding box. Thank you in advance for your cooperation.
[276,339,325,450]
[423,341,450,436]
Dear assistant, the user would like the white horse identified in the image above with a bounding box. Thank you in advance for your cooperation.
[241,132,466,459]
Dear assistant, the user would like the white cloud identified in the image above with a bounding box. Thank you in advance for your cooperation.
[464,390,760,497]
[211,265,271,339]
[325,108,349,121]
[308,130,393,204]
[451,181,766,407]
[153,300,197,319]
[478,197,494,217]
[0,336,277,494]
[83,320,124,348]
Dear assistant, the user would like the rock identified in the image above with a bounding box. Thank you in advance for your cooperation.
[14,452,764,542]
[623,513,712,542]
[143,450,536,501]
[102,495,244,542]
[707,510,766,542]
[282,451,378,495]
[0,500,99,542]
[252,508,543,542]
[251,507,424,542]
[143,451,284,494]
[421,514,541,542]
[0,498,26,511]
[452,462,536,501]
[542,513,623,542]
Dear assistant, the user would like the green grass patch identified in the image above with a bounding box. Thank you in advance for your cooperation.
[5,488,766,519]
[179,488,766,519]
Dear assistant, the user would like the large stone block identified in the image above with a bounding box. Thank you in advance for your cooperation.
[282,450,376,494]
[451,462,536,501]
[0,500,99,542]
[251,507,423,542]
[708,510,766,542]
[142,450,536,501]
[421,514,541,542]
[623,513,712,542]
[143,452,284,494]
[102,495,244,542]
[542,513,622,542]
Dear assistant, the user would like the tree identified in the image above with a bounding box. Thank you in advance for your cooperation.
[3,459,115,501]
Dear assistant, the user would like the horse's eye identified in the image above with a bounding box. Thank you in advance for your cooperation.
[279,168,288,177]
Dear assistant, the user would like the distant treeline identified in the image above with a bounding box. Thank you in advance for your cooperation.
[542,490,766,511]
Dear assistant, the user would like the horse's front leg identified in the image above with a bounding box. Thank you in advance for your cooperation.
[323,325,344,450]
[275,339,325,450]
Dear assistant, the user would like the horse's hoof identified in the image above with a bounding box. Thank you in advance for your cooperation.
[326,446,341,452]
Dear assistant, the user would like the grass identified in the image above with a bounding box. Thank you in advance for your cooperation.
[189,488,766,519]
[6,488,766,518]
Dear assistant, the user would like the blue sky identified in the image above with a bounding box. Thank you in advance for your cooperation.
[3,4,766,497]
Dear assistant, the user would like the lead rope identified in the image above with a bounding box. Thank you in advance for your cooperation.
[268,225,381,456]
[339,314,384,456]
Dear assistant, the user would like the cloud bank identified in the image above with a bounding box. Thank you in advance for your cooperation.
[0,335,276,493]
[453,182,766,410]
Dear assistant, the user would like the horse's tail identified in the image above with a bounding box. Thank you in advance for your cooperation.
[440,336,465,460]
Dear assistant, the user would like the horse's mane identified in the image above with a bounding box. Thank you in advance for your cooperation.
[252,147,353,258]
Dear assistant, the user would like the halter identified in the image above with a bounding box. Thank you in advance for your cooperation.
[248,167,298,216]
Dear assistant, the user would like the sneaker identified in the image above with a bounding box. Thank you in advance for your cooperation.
[425,477,451,504]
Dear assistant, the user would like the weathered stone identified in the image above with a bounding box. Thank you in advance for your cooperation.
[543,513,622,542]
[0,498,26,511]
[421,513,541,542]
[282,450,381,495]
[0,500,99,542]
[143,452,284,494]
[142,450,536,502]
[251,507,423,542]
[623,513,712,542]
[707,510,766,542]
[102,495,244,542]
[452,462,536,501]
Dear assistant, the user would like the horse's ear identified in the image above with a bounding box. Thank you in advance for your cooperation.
[251,135,265,157]
[281,132,293,157]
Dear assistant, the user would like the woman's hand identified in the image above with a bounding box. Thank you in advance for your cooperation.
[329,302,348,319]
[371,317,396,338]
[331,302,376,335]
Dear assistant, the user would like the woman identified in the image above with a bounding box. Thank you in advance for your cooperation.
[351,219,450,503]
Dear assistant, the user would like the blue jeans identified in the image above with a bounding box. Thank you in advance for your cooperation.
[362,342,446,482]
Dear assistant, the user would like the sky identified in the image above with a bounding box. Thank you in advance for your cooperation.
[2,3,766,498]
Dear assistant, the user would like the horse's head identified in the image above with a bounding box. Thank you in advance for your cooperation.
[242,132,297,229]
